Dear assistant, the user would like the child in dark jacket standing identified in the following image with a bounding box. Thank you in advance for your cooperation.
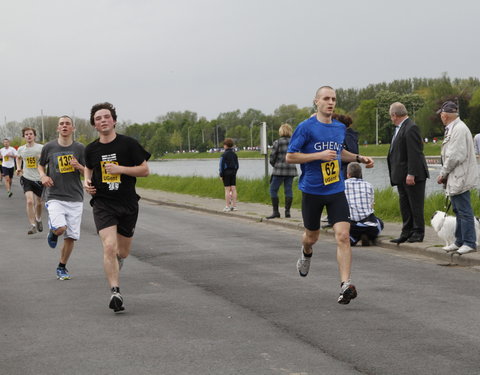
[219,138,239,212]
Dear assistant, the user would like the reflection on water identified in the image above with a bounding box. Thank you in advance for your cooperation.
[149,157,446,196]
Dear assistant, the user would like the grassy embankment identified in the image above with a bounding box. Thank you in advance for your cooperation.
[138,143,477,223]
[158,143,442,159]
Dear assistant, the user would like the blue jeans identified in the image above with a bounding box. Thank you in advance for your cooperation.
[269,176,294,198]
[450,190,477,248]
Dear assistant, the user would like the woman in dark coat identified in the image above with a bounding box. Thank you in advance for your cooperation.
[333,114,359,178]
[266,123,298,219]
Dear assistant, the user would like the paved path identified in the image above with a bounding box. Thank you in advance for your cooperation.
[137,188,480,268]
[2,183,480,374]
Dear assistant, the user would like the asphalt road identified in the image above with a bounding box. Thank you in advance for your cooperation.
[1,183,480,375]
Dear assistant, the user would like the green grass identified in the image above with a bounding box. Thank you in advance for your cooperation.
[358,142,441,157]
[161,150,263,159]
[159,144,442,160]
[137,174,478,224]
[138,174,274,203]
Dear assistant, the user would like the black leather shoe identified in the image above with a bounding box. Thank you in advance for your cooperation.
[390,236,409,244]
[407,234,424,243]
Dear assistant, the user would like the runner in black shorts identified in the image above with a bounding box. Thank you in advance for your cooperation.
[20,177,43,198]
[92,199,138,238]
[286,86,374,304]
[16,127,44,235]
[2,166,14,179]
[1,138,18,197]
[84,102,151,313]
[302,191,350,231]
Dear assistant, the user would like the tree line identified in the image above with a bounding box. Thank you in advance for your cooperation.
[3,75,480,157]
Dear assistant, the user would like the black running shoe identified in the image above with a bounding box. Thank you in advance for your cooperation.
[338,282,358,305]
[109,292,125,313]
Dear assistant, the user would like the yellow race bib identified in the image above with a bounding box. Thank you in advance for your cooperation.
[100,161,121,183]
[26,156,37,169]
[57,154,74,173]
[321,159,340,185]
[3,156,9,162]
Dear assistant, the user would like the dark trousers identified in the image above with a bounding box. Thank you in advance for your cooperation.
[397,180,426,237]
[350,215,384,245]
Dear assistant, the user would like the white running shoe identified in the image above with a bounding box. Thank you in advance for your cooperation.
[443,243,459,252]
[456,245,477,255]
[296,247,311,277]
[223,206,231,212]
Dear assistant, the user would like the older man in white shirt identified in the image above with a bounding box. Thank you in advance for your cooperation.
[437,101,479,255]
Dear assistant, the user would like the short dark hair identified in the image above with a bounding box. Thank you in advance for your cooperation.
[22,127,36,137]
[59,115,73,124]
[90,102,117,125]
[332,113,353,127]
[223,138,234,148]
[347,162,362,179]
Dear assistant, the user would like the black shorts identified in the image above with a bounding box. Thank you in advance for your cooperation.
[20,176,44,197]
[92,198,139,238]
[1,166,14,179]
[222,170,237,187]
[302,191,350,231]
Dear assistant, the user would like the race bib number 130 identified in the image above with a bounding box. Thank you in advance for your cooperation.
[321,159,340,185]
[57,154,74,173]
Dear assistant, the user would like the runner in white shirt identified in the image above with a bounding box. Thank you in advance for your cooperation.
[0,138,18,197]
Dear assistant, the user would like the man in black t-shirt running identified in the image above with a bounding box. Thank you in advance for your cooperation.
[84,102,150,313]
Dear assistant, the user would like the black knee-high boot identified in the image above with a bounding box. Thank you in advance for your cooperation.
[266,197,280,219]
[285,197,293,218]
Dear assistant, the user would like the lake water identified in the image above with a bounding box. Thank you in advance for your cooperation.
[148,157,446,196]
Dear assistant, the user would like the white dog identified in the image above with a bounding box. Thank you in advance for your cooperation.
[430,210,480,250]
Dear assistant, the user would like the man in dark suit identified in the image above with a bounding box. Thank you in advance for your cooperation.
[387,102,429,243]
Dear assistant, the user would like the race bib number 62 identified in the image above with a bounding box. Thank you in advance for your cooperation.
[321,159,340,185]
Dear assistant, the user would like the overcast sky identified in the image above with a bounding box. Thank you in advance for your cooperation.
[1,0,479,124]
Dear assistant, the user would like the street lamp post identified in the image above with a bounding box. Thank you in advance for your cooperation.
[41,109,45,143]
[249,119,256,149]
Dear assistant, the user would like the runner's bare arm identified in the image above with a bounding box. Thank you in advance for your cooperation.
[15,155,22,175]
[38,164,54,187]
[286,150,337,164]
[103,160,150,177]
[340,149,374,168]
[83,166,96,195]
